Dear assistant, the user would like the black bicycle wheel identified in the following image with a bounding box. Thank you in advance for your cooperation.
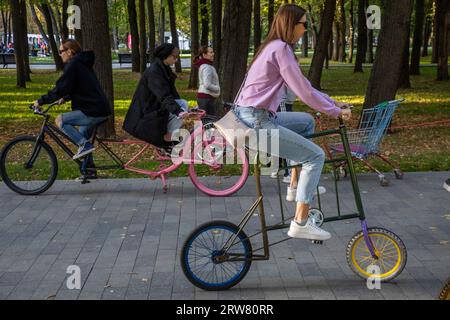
[0,136,58,195]
[181,220,252,291]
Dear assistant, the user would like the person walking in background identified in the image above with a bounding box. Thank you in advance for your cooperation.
[194,46,221,116]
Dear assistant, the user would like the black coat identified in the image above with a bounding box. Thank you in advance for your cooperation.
[38,51,111,118]
[122,58,182,147]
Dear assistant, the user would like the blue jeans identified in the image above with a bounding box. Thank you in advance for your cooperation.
[61,110,108,146]
[235,107,325,205]
[167,99,189,133]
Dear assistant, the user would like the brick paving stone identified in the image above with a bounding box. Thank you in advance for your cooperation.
[0,172,448,300]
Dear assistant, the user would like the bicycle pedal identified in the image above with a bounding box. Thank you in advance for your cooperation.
[311,240,324,245]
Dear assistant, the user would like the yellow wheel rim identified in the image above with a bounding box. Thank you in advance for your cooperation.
[351,233,402,279]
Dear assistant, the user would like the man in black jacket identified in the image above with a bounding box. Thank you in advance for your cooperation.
[34,39,111,161]
[123,43,188,151]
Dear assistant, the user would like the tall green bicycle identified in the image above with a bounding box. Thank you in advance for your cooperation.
[180,100,407,291]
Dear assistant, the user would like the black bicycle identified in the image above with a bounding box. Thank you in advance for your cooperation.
[0,102,116,195]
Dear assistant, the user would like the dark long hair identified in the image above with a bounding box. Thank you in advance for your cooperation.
[250,4,306,67]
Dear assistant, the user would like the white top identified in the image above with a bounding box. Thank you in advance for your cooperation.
[198,64,221,98]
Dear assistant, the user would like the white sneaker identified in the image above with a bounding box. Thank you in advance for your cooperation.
[286,186,327,202]
[270,172,278,179]
[287,220,331,241]
[282,175,291,184]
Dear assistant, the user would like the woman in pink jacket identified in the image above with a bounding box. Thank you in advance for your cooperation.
[235,4,352,241]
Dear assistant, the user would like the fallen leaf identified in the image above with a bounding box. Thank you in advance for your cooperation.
[45,294,56,300]
[439,241,449,245]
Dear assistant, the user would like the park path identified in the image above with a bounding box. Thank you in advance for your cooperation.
[0,172,448,300]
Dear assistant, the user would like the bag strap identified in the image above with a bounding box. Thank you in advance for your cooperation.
[232,73,248,107]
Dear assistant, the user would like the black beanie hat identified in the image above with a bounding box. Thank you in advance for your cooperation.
[153,43,176,61]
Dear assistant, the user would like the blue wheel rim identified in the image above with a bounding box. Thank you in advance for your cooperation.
[183,225,250,288]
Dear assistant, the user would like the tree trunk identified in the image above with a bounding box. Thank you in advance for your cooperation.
[432,1,439,64]
[302,31,309,58]
[354,0,367,72]
[39,4,64,71]
[127,0,140,72]
[332,20,339,61]
[366,29,374,63]
[139,0,147,74]
[200,0,209,46]
[411,0,425,75]
[159,0,165,45]
[308,4,319,50]
[62,0,69,40]
[49,5,61,48]
[51,2,63,40]
[1,9,8,46]
[422,13,432,57]
[268,0,274,32]
[436,0,450,81]
[364,0,413,109]
[30,4,51,47]
[338,0,346,62]
[147,0,156,58]
[254,0,261,52]
[188,0,200,89]
[398,25,412,89]
[308,0,336,89]
[211,0,222,70]
[348,0,355,63]
[80,0,116,137]
[7,11,12,45]
[73,0,83,46]
[19,0,31,82]
[10,0,26,88]
[326,36,332,69]
[167,0,182,72]
[220,0,252,102]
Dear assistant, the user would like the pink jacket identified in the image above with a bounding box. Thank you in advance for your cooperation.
[235,39,342,118]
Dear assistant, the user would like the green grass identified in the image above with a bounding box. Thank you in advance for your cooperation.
[0,64,449,181]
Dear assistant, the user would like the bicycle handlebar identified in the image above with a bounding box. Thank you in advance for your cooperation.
[29,100,62,116]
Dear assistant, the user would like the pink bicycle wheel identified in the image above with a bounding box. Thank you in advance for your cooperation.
[188,135,249,197]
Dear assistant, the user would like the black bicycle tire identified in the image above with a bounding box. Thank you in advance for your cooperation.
[0,136,58,195]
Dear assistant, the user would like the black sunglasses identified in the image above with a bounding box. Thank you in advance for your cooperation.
[297,21,308,29]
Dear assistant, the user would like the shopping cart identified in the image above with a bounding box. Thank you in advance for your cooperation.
[328,99,405,186]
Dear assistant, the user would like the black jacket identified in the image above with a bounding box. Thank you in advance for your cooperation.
[122,58,182,147]
[38,51,111,118]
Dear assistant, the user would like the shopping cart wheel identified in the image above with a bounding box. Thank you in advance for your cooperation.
[379,177,390,187]
[308,208,324,227]
[334,166,347,181]
[394,169,404,180]
[339,167,348,179]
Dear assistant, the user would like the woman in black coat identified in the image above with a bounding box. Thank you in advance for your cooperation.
[123,43,188,149]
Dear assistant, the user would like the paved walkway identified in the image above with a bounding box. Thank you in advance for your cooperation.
[0,172,448,300]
